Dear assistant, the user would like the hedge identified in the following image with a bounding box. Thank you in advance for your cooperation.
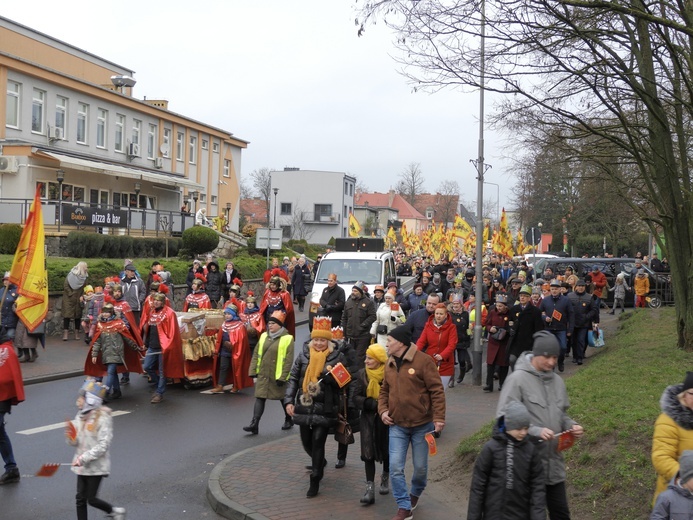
[64,232,182,259]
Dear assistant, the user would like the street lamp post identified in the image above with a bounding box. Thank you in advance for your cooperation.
[134,182,143,236]
[191,190,199,215]
[56,169,65,232]
[273,188,279,228]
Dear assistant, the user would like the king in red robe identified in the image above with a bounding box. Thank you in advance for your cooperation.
[142,297,185,380]
[213,307,254,392]
[259,276,295,336]
[184,280,211,312]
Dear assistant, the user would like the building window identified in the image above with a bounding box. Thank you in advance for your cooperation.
[202,139,208,150]
[115,114,125,152]
[223,159,230,178]
[280,202,292,215]
[55,96,67,136]
[212,142,219,153]
[147,123,157,159]
[189,135,197,164]
[162,128,171,157]
[211,195,217,204]
[77,102,89,144]
[314,204,332,217]
[344,183,348,195]
[132,119,141,145]
[32,88,46,133]
[350,184,353,196]
[200,193,207,203]
[426,209,434,219]
[6,81,20,128]
[176,132,184,161]
[96,109,108,148]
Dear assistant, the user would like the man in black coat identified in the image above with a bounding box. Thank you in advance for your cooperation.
[341,281,376,365]
[318,273,345,327]
[566,279,599,365]
[506,285,544,369]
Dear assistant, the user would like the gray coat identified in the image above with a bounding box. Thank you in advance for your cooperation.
[650,477,693,519]
[62,277,84,320]
[496,352,577,485]
[121,275,146,312]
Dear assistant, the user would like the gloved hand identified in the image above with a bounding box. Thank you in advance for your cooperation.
[364,397,378,412]
[250,374,258,379]
[275,380,285,387]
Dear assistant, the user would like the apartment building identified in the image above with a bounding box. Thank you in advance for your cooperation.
[269,168,356,244]
[0,16,247,234]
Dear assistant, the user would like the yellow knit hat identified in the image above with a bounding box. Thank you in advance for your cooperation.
[366,344,388,364]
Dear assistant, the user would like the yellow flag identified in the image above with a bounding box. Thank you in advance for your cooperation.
[9,186,48,331]
[453,214,472,240]
[387,226,397,248]
[348,213,362,237]
[400,221,408,247]
[483,222,490,243]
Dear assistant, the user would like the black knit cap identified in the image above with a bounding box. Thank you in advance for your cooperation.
[388,324,412,346]
[532,330,560,358]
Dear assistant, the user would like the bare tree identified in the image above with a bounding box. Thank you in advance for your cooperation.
[436,180,460,227]
[288,207,316,242]
[249,167,273,226]
[396,162,424,206]
[239,176,254,199]
[357,1,693,350]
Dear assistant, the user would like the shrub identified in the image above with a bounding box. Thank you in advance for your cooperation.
[181,226,219,256]
[0,224,23,254]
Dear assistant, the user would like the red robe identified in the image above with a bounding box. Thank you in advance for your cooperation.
[142,306,185,379]
[84,318,144,377]
[140,294,171,331]
[0,341,25,405]
[213,319,254,390]
[241,309,264,336]
[259,288,295,336]
[111,297,144,346]
[183,292,211,312]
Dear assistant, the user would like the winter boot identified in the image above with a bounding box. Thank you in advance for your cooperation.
[306,475,320,498]
[360,481,375,505]
[281,415,294,430]
[379,472,390,495]
[28,349,38,362]
[74,329,80,341]
[243,417,259,434]
[16,349,29,363]
[62,329,69,341]
[109,506,127,519]
[0,468,20,485]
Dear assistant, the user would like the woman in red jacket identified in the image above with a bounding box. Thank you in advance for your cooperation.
[484,293,511,393]
[417,303,458,389]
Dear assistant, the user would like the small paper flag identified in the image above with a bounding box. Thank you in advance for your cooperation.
[425,432,438,456]
[556,430,576,452]
[551,309,563,322]
[66,420,77,442]
[330,362,352,387]
[35,463,63,477]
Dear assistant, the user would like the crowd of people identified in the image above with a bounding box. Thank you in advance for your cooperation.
[0,246,687,520]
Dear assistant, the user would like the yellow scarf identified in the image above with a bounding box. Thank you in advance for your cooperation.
[365,364,385,400]
[302,346,330,395]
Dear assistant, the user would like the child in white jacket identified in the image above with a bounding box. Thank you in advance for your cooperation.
[66,380,126,520]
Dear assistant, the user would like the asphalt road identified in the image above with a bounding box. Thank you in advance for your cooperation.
[1,325,311,520]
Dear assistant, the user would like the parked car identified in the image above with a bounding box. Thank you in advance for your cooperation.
[533,257,672,307]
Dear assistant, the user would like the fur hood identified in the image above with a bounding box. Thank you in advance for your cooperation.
[660,384,693,430]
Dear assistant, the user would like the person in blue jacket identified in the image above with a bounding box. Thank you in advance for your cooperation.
[538,279,574,372]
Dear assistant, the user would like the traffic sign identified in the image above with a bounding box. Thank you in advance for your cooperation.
[525,227,542,246]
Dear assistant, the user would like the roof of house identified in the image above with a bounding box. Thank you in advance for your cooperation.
[354,191,427,220]
[239,198,268,225]
[412,192,460,223]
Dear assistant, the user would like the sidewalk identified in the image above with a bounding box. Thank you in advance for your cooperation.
[19,306,619,520]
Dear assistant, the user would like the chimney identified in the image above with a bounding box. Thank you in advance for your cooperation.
[388,189,395,207]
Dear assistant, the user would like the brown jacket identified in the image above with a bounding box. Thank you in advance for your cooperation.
[378,344,446,428]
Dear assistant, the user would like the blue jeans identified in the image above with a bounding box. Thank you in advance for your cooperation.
[105,364,120,395]
[0,412,17,471]
[143,348,166,395]
[389,422,432,510]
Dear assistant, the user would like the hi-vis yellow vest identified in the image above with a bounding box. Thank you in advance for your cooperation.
[255,332,292,380]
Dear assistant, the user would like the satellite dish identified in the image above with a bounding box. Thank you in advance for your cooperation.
[160,143,170,155]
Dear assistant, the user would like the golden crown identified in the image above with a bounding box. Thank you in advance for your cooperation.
[331,326,345,341]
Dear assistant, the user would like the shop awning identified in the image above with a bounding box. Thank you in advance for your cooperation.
[35,150,205,190]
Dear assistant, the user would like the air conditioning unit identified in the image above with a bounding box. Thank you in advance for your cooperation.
[128,143,140,157]
[155,157,164,169]
[48,127,64,141]
[0,156,19,174]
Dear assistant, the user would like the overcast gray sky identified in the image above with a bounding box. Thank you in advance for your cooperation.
[4,0,511,208]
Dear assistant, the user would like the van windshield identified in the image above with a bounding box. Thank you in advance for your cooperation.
[316,259,383,285]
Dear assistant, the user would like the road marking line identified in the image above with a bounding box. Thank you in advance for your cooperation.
[16,411,131,435]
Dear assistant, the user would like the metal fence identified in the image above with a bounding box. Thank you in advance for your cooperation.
[0,198,195,236]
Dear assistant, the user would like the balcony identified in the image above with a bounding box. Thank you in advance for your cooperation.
[301,212,341,224]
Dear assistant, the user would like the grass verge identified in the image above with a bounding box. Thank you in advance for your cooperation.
[455,308,691,520]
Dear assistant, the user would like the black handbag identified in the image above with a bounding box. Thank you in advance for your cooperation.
[334,389,355,445]
[376,324,388,335]
[490,328,507,341]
